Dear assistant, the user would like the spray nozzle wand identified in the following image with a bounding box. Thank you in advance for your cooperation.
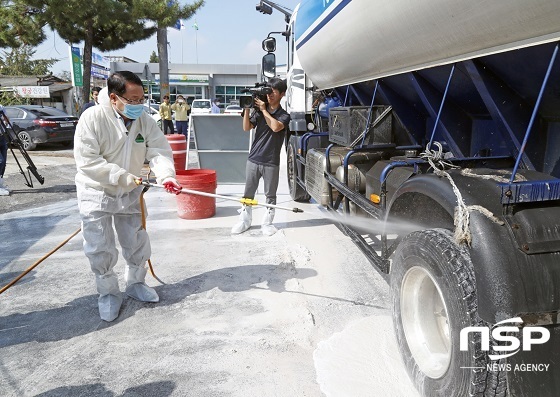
[139,180,304,213]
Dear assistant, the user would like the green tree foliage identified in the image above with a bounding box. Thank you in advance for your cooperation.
[0,91,32,106]
[26,0,155,103]
[0,45,57,76]
[0,1,45,48]
[25,0,204,106]
[132,0,204,29]
[149,50,158,63]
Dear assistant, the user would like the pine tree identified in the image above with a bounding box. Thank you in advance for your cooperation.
[25,0,204,106]
[0,1,45,48]
[149,51,159,63]
[0,45,57,75]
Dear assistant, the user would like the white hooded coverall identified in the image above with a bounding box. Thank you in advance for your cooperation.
[74,91,175,315]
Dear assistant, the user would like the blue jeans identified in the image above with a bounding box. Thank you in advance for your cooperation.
[176,120,188,135]
[0,135,7,177]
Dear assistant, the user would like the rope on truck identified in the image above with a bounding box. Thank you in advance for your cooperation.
[420,142,505,246]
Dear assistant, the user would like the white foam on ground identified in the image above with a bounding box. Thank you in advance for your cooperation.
[313,315,420,397]
[0,199,78,220]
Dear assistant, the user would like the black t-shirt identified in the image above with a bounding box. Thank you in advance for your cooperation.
[247,106,290,166]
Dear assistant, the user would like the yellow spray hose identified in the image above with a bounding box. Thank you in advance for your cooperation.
[0,228,81,296]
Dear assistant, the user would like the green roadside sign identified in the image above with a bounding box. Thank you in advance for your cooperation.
[71,46,83,87]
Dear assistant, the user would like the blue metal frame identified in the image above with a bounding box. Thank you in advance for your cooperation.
[499,179,560,204]
[408,68,468,156]
[509,43,559,183]
[329,43,560,173]
[359,81,379,147]
[427,64,455,150]
[463,60,536,168]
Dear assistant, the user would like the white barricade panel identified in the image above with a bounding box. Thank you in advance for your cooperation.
[189,114,251,183]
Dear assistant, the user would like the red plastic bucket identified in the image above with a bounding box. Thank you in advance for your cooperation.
[166,134,187,171]
[175,169,217,220]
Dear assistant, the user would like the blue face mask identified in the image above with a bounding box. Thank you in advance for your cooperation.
[121,104,144,120]
[116,96,144,120]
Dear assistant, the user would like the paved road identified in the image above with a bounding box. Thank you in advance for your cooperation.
[0,145,77,214]
[0,148,419,397]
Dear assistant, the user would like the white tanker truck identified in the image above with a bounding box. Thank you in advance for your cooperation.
[257,0,560,396]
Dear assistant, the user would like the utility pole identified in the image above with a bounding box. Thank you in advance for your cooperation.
[81,19,94,109]
[157,27,170,101]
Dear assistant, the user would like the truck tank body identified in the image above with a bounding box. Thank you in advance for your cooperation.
[271,0,560,394]
[294,0,560,89]
[273,0,560,395]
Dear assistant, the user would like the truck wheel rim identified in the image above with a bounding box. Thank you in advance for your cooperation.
[400,266,451,378]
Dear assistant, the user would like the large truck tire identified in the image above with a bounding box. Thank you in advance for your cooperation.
[287,138,310,202]
[391,229,507,397]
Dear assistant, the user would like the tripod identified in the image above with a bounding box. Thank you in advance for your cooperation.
[0,106,44,187]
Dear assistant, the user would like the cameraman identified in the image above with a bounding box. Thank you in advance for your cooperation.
[231,77,290,236]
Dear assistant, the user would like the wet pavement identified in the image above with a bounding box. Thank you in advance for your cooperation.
[0,148,419,397]
[0,145,77,214]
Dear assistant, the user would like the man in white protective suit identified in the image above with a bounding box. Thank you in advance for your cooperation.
[75,71,182,322]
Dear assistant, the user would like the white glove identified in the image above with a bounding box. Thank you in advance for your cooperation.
[118,173,141,188]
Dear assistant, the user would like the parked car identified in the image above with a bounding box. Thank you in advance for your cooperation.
[191,99,212,114]
[146,98,159,109]
[3,105,78,150]
[224,105,243,114]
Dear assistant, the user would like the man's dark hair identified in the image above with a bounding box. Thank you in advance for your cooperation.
[91,86,102,94]
[108,71,143,96]
[267,77,287,94]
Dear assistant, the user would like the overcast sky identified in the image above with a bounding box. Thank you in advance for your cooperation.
[33,0,300,75]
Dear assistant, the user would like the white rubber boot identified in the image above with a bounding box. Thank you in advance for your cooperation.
[231,205,252,234]
[125,264,159,303]
[96,273,123,322]
[98,294,123,322]
[261,208,277,236]
[0,178,10,196]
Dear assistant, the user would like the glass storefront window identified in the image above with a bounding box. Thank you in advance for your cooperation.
[147,84,259,104]
[177,86,196,95]
[214,85,254,106]
[147,83,204,103]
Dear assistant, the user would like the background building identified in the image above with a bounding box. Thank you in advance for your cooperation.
[111,62,262,106]
[0,75,74,114]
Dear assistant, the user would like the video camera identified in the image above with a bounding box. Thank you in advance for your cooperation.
[239,82,272,109]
